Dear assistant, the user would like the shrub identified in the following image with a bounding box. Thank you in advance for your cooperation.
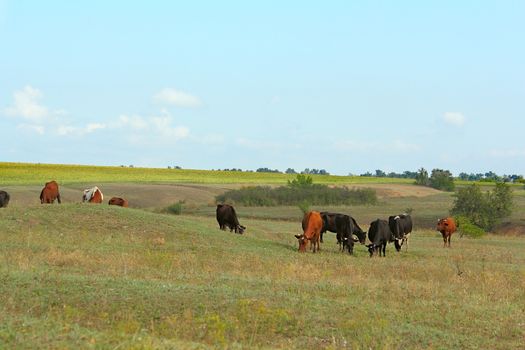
[166,200,185,215]
[216,185,377,207]
[454,215,485,238]
[451,183,513,231]
[297,200,310,215]
[429,169,455,191]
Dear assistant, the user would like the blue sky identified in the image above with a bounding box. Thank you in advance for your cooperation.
[1,1,524,175]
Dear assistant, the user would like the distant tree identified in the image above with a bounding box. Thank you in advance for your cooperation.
[458,172,469,181]
[429,169,455,191]
[360,171,373,177]
[451,182,513,231]
[285,168,297,174]
[256,167,281,173]
[415,167,429,186]
[375,169,386,177]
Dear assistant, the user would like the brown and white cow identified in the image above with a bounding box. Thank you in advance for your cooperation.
[295,211,323,253]
[83,186,103,204]
[108,197,128,207]
[437,217,457,248]
[40,181,61,204]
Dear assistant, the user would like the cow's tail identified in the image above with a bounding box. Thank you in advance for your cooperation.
[57,192,62,204]
[39,189,44,203]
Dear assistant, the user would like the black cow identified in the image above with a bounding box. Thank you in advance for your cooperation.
[366,219,394,257]
[388,214,413,251]
[319,212,366,254]
[0,190,10,208]
[216,204,246,234]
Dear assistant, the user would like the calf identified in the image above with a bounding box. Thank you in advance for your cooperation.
[296,211,323,253]
[0,190,10,208]
[216,204,246,234]
[366,219,394,257]
[108,197,129,207]
[437,217,457,247]
[388,214,413,251]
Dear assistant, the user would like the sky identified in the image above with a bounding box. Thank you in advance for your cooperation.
[1,1,524,176]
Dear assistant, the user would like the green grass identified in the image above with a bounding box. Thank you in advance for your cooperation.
[0,162,414,186]
[1,204,524,349]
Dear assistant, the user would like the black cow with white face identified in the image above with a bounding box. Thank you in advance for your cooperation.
[388,214,413,251]
[366,219,394,257]
[319,212,366,254]
[0,191,10,208]
[216,204,246,234]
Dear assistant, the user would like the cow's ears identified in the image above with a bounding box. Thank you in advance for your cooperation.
[294,234,303,239]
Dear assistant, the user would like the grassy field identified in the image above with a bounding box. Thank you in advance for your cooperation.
[0,162,416,186]
[0,204,524,349]
[1,162,524,348]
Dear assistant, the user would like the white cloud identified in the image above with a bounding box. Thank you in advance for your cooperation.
[115,115,150,130]
[489,149,525,158]
[4,86,49,122]
[17,123,45,135]
[113,112,190,142]
[152,116,189,139]
[55,123,107,136]
[153,88,202,108]
[3,86,188,143]
[443,112,466,127]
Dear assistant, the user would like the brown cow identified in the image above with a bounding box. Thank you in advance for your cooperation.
[82,186,103,204]
[40,181,61,204]
[108,197,128,207]
[295,211,323,253]
[437,217,457,247]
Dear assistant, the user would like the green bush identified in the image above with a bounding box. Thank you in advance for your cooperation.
[216,185,377,207]
[166,200,185,215]
[454,215,485,238]
[451,183,513,231]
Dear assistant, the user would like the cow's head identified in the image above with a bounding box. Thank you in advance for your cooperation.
[366,244,376,257]
[394,239,403,252]
[341,235,355,254]
[294,234,308,252]
[436,218,448,232]
[236,225,246,234]
[354,229,367,245]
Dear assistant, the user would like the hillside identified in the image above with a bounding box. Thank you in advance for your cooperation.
[1,204,524,349]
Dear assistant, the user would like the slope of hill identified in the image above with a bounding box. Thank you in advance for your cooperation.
[1,204,523,349]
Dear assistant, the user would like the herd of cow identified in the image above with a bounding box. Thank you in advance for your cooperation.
[0,181,458,255]
[215,203,459,256]
[0,181,129,208]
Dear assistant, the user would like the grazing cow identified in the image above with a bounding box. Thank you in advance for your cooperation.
[366,219,394,257]
[83,186,103,203]
[216,204,246,234]
[108,197,128,207]
[296,211,323,253]
[437,217,457,248]
[0,190,10,208]
[40,181,61,204]
[388,214,413,252]
[319,212,366,254]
